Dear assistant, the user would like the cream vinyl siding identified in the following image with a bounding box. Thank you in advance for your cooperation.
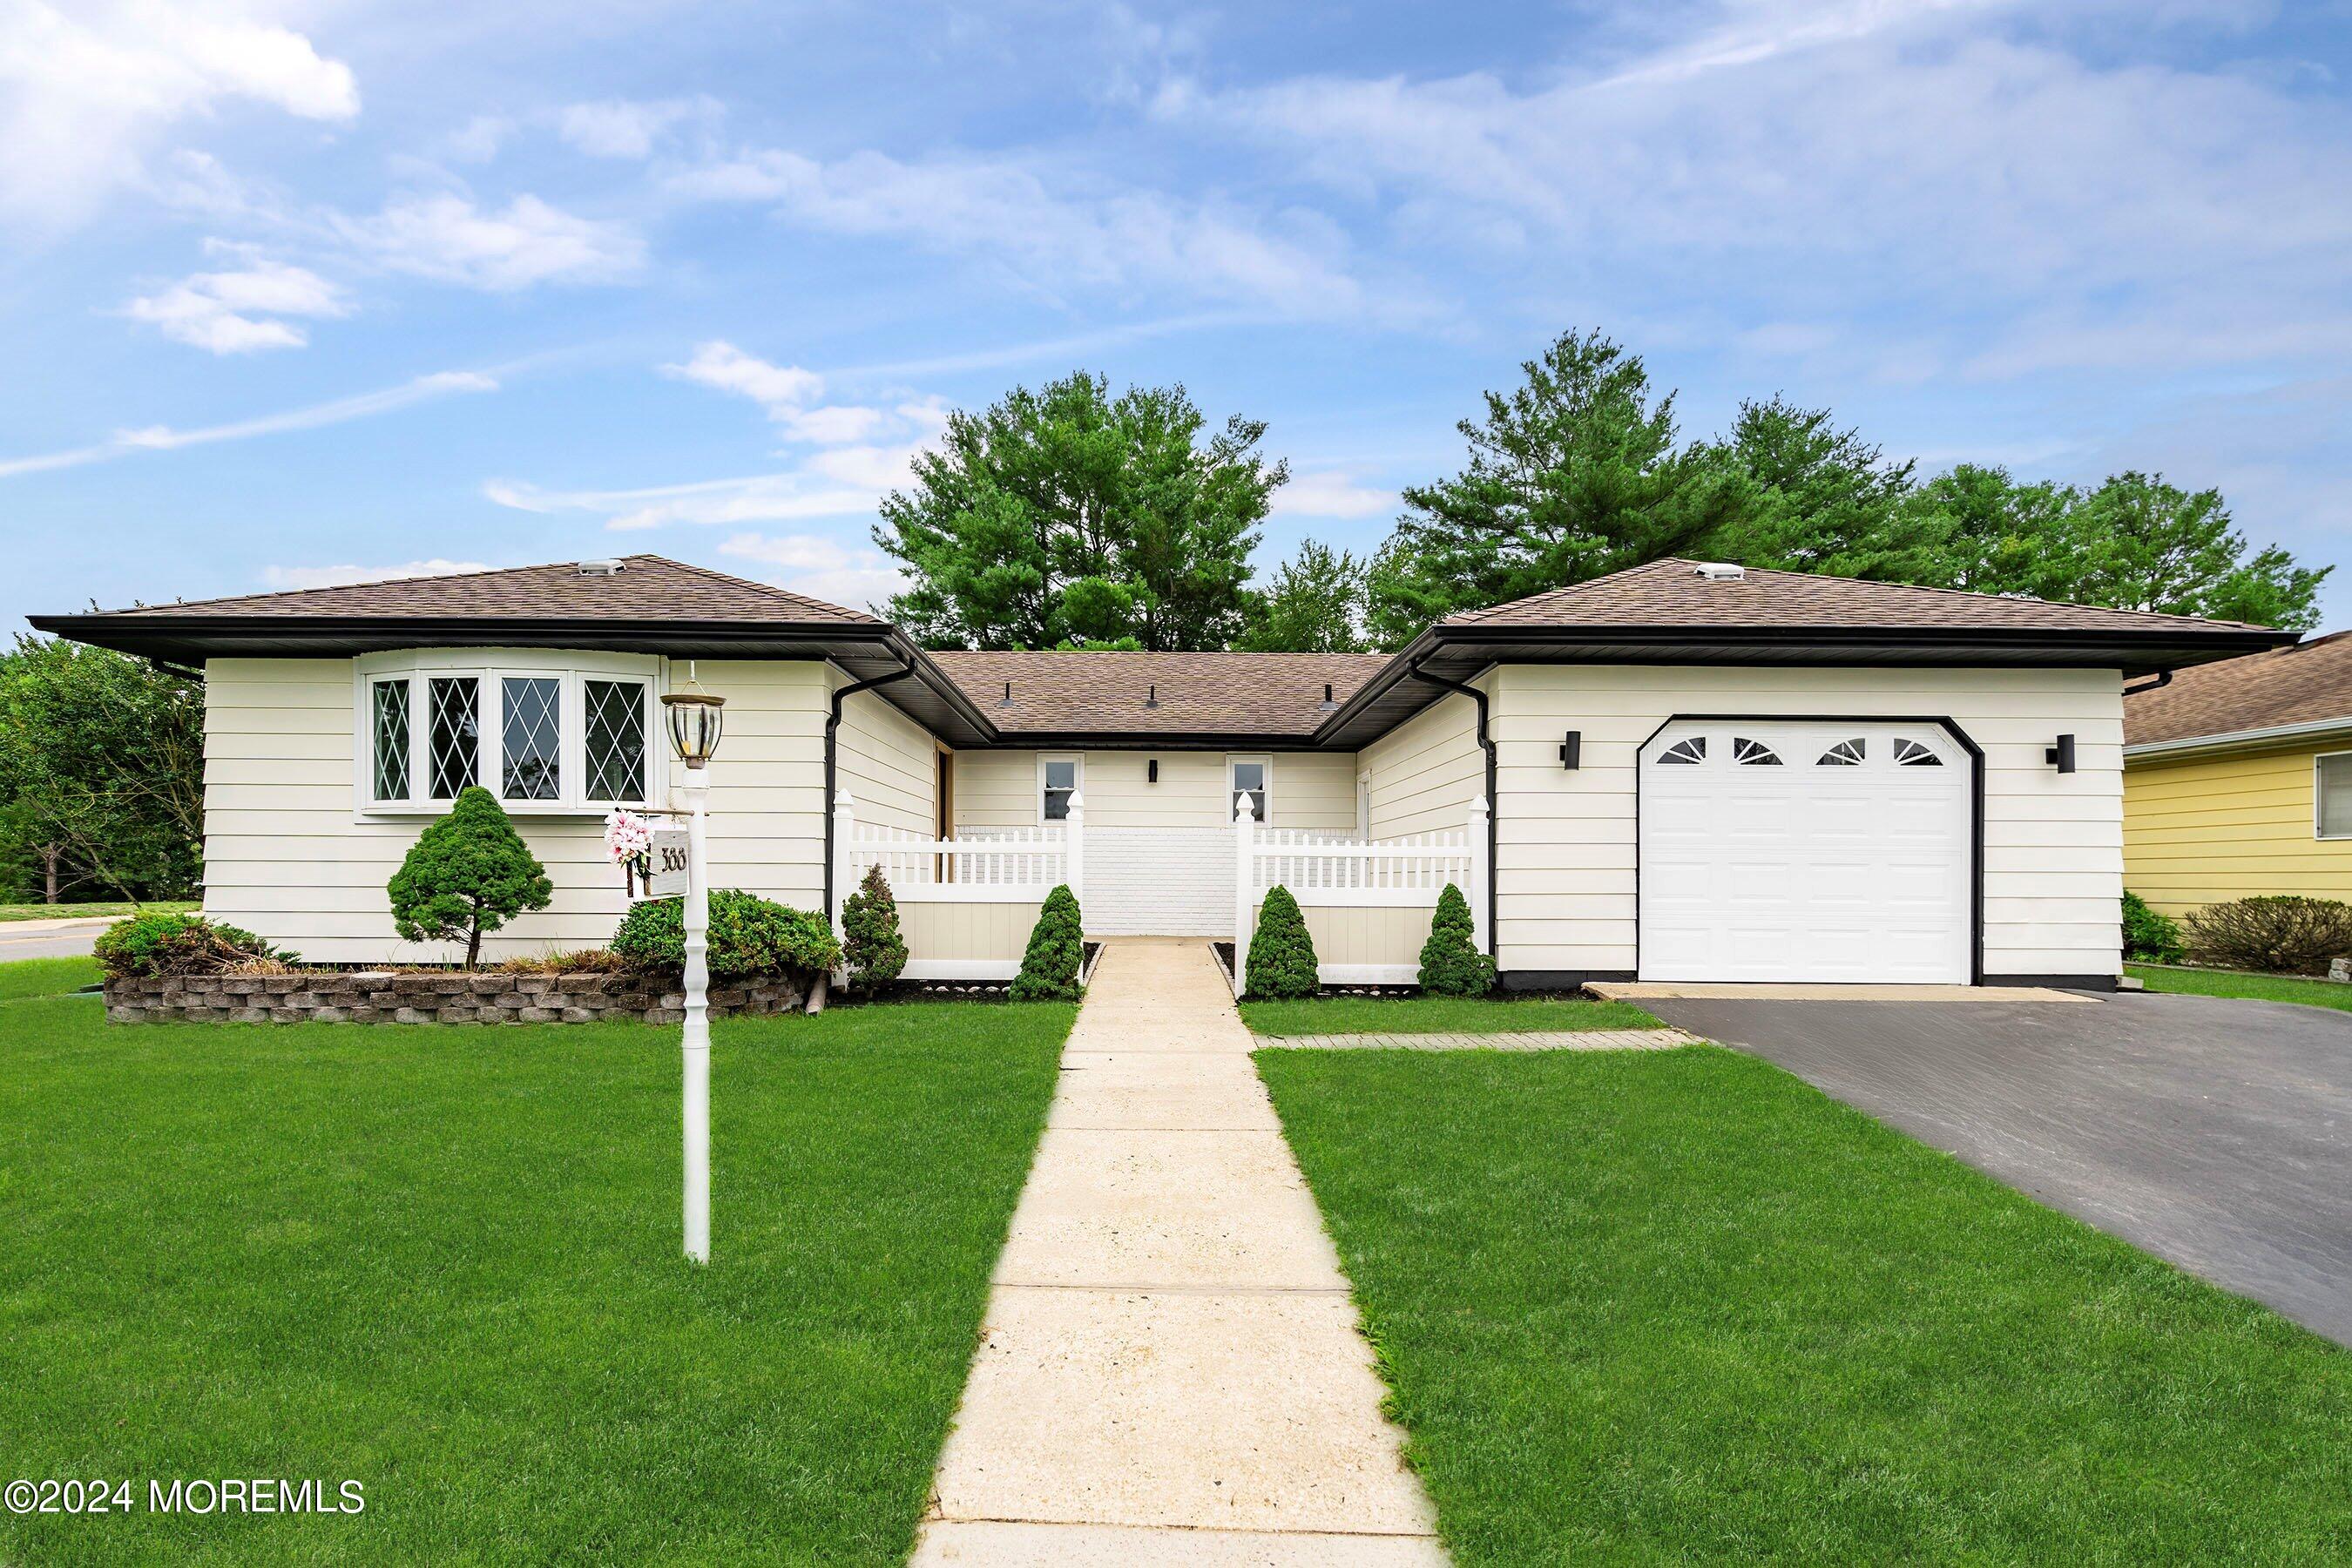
[1362,687,1488,839]
[950,749,1356,830]
[202,654,841,963]
[1485,664,2124,982]
[833,677,938,835]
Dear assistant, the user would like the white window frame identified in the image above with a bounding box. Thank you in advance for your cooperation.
[353,649,662,818]
[1228,753,1273,825]
[2316,750,2352,841]
[1037,752,1083,825]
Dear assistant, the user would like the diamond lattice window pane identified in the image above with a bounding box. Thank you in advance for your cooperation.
[584,679,645,801]
[502,677,562,801]
[371,680,411,801]
[428,678,480,798]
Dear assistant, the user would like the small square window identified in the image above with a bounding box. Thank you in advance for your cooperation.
[1042,757,1078,821]
[1230,757,1268,822]
[2319,754,2352,838]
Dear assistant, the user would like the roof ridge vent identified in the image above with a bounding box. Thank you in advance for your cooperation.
[577,558,626,577]
[1692,561,1746,582]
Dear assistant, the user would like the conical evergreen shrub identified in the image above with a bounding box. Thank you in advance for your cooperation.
[1417,882,1495,996]
[1010,883,1085,1001]
[1246,885,1321,998]
[387,786,553,968]
[841,864,909,992]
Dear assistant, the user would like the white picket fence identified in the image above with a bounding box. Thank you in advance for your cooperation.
[831,789,1081,981]
[1233,795,1489,992]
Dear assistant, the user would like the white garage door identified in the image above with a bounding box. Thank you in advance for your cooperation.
[1639,720,1970,983]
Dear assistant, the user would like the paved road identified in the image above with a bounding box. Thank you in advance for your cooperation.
[1643,991,2352,1347]
[0,917,113,962]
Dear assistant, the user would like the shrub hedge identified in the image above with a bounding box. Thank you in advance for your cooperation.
[94,910,289,980]
[612,889,841,982]
[2183,896,2352,976]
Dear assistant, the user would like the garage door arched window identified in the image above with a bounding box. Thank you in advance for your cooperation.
[1733,736,1783,766]
[1894,737,1943,767]
[1657,736,1707,766]
[1817,738,1866,767]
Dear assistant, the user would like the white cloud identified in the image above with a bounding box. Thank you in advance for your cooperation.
[261,558,493,591]
[661,340,914,446]
[0,0,357,231]
[716,533,907,614]
[669,145,1384,320]
[558,97,714,159]
[483,470,887,531]
[1271,470,1396,520]
[335,193,644,291]
[0,369,496,478]
[440,114,513,164]
[119,254,348,353]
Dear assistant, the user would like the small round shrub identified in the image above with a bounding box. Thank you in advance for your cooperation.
[2183,895,2352,976]
[841,865,909,993]
[95,910,289,980]
[1417,882,1495,997]
[387,787,553,968]
[1246,885,1320,999]
[611,889,841,982]
[2121,891,2185,964]
[1010,884,1085,1002]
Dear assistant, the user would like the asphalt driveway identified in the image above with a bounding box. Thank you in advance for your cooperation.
[1642,991,2352,1346]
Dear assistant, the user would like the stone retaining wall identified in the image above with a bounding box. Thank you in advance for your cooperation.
[104,971,808,1025]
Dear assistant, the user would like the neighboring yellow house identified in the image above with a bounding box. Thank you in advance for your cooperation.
[2124,632,2352,920]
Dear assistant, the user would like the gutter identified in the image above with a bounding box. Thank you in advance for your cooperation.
[2123,713,2352,762]
[823,653,918,915]
[1404,655,1497,959]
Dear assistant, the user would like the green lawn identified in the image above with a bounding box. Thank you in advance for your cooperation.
[0,954,99,1002]
[0,991,1072,1565]
[2129,962,2352,1013]
[1257,1044,2351,1565]
[1240,993,1659,1037]
[0,900,194,923]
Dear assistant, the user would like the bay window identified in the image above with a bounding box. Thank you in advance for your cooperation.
[356,652,657,814]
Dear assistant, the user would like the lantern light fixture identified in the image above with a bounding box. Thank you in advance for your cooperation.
[663,691,727,769]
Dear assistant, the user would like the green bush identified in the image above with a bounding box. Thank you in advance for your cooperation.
[841,865,909,993]
[1010,884,1085,1002]
[1418,882,1495,997]
[1246,884,1321,998]
[2183,896,2352,976]
[611,889,841,982]
[94,910,288,980]
[2122,891,2185,963]
[386,787,553,969]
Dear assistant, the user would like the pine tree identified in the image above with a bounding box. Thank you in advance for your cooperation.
[1010,883,1085,1001]
[387,787,553,968]
[1417,882,1494,997]
[841,864,910,992]
[1245,885,1321,998]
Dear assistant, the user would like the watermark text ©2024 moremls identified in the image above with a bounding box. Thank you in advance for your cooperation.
[6,1477,366,1515]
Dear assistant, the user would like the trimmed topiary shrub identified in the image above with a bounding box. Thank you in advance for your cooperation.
[841,865,909,993]
[2183,895,2352,976]
[1246,885,1320,998]
[2121,890,2185,963]
[94,910,290,980]
[1010,884,1085,1002]
[611,889,841,983]
[1418,882,1495,996]
[387,787,553,968]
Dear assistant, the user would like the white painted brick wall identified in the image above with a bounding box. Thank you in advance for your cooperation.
[1084,827,1235,936]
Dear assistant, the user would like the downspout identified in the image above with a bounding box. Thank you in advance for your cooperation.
[823,655,916,915]
[1405,656,1497,959]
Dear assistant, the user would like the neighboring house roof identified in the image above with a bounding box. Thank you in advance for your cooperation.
[33,553,2301,753]
[1450,558,2276,636]
[2124,631,2352,754]
[932,650,1389,740]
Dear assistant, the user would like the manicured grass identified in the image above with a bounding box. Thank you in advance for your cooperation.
[2129,962,2352,1013]
[1257,1045,2351,1565]
[1240,993,1660,1037]
[0,900,193,923]
[1,997,1072,1565]
[0,955,100,1002]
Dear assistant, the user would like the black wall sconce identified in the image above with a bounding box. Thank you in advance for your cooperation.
[1147,758,1159,783]
[1559,730,1582,770]
[2045,733,2076,774]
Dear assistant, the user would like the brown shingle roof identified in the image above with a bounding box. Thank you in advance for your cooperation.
[2125,632,2352,748]
[101,555,874,625]
[932,650,1389,738]
[1451,558,2277,636]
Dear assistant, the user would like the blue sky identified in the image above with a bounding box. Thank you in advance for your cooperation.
[5,0,2351,634]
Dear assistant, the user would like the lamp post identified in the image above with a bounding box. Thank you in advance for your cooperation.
[662,689,726,1265]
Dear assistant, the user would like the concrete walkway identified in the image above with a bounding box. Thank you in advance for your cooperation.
[914,937,1446,1565]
